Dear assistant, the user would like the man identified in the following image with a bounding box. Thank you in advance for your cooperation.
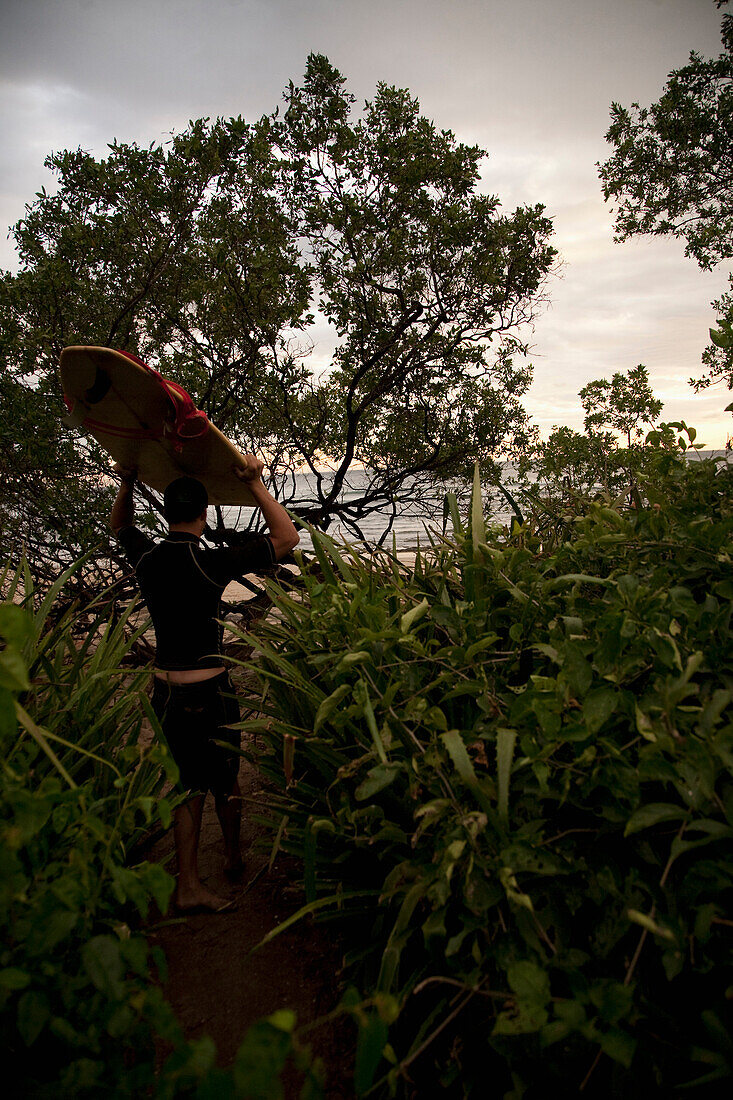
[110,457,299,912]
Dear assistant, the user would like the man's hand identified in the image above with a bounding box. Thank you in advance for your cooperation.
[231,455,299,560]
[233,455,265,484]
[113,463,137,483]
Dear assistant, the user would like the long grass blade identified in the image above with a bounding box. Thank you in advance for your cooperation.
[471,462,485,552]
[15,703,78,788]
[496,728,517,822]
[250,890,380,953]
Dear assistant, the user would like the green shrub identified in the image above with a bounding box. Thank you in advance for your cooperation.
[1,562,327,1097]
[0,563,181,1094]
[239,448,733,1096]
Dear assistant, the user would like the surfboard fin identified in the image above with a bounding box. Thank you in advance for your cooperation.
[62,400,87,430]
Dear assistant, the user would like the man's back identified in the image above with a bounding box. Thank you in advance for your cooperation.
[118,526,275,670]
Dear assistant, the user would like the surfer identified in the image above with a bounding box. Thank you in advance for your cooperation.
[110,457,299,912]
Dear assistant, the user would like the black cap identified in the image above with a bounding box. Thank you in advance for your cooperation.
[163,476,208,524]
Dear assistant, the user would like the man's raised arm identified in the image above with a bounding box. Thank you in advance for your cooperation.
[110,467,137,535]
[234,457,299,561]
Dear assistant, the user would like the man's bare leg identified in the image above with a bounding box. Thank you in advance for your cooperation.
[173,794,230,910]
[215,778,244,877]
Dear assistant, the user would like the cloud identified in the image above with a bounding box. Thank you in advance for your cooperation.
[1,0,729,444]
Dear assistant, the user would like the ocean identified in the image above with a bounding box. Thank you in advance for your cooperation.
[221,468,482,554]
[221,450,731,554]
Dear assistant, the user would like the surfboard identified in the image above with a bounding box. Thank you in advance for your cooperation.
[59,346,256,506]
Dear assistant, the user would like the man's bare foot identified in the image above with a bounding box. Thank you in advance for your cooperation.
[174,883,233,913]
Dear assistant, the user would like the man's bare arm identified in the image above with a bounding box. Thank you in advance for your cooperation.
[234,458,299,561]
[110,467,136,534]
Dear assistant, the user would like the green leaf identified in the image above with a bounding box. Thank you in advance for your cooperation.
[589,981,633,1025]
[710,326,730,349]
[313,683,352,734]
[0,603,33,647]
[0,968,31,991]
[546,573,612,590]
[25,908,78,956]
[17,991,50,1046]
[443,492,463,536]
[499,866,534,912]
[400,598,429,633]
[107,1004,135,1040]
[0,647,30,693]
[582,688,617,734]
[355,763,401,801]
[507,960,551,1005]
[137,861,176,915]
[15,704,77,789]
[493,1006,548,1036]
[624,803,687,836]
[441,730,478,788]
[354,1011,389,1096]
[627,909,675,941]
[635,705,656,741]
[82,936,125,1001]
[112,865,150,918]
[561,647,593,695]
[158,797,173,831]
[377,881,426,993]
[496,728,516,821]
[232,1020,290,1095]
[599,1027,636,1068]
[267,1008,296,1033]
[465,634,500,661]
[355,679,388,764]
[338,650,371,669]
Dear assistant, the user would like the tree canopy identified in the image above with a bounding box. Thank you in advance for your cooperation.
[514,364,666,512]
[0,55,556,585]
[580,363,663,446]
[598,0,733,390]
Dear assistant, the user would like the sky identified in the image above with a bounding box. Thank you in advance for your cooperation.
[1,0,729,446]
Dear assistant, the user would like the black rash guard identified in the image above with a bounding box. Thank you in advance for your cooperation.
[117,527,276,670]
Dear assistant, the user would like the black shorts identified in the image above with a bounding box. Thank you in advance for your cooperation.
[151,671,241,796]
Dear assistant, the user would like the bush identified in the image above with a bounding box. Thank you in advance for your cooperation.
[1,564,324,1098]
[239,446,733,1096]
[0,563,183,1094]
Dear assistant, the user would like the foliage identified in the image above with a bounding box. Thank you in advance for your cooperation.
[271,56,554,515]
[519,423,626,498]
[0,563,179,1093]
[0,564,324,1097]
[238,443,733,1096]
[598,0,733,388]
[707,308,733,396]
[510,367,670,541]
[0,363,119,595]
[580,364,663,446]
[0,54,555,581]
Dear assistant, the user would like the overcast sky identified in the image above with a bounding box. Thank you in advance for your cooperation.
[1,0,729,444]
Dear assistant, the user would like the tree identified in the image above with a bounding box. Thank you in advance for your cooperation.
[580,363,663,445]
[0,55,556,586]
[0,116,308,590]
[598,1,733,389]
[523,424,621,499]
[514,366,665,518]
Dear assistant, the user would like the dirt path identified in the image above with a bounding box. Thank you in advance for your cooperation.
[144,743,354,1096]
